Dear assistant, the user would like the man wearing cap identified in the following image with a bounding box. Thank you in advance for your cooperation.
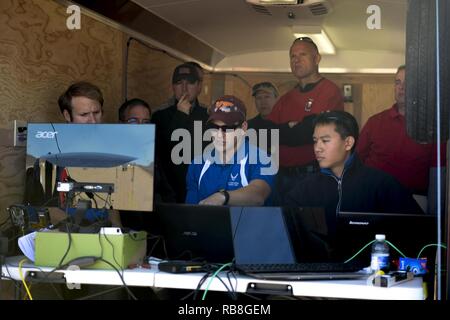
[151,62,209,203]
[156,61,207,111]
[248,82,279,129]
[266,37,344,202]
[186,95,275,206]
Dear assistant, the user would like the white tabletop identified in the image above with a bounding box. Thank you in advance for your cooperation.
[3,256,425,300]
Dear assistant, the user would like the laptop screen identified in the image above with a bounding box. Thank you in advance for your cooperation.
[231,207,332,265]
[231,207,295,265]
[337,212,437,262]
[155,203,234,263]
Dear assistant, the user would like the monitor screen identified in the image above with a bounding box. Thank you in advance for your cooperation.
[25,123,155,212]
[337,211,437,262]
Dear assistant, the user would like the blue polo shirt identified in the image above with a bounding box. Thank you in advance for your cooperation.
[185,139,276,205]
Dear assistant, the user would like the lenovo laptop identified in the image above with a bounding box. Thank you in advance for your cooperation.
[230,207,367,280]
[336,211,438,263]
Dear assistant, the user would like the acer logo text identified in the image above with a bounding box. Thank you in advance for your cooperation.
[35,131,58,139]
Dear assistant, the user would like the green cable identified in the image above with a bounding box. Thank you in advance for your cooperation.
[344,239,408,264]
[344,239,375,264]
[417,243,447,259]
[385,240,407,258]
[201,262,232,301]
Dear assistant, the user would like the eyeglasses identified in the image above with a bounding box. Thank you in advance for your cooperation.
[126,117,151,124]
[208,123,242,131]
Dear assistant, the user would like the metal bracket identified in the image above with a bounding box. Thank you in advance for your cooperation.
[246,282,293,296]
[26,270,66,284]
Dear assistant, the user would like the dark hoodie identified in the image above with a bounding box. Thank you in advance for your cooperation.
[284,153,424,237]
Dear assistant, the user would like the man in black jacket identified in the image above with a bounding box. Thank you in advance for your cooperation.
[151,63,209,202]
[284,110,423,237]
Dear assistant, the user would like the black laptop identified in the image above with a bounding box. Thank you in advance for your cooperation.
[230,207,367,280]
[155,203,234,264]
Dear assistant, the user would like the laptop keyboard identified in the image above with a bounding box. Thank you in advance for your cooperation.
[236,261,364,274]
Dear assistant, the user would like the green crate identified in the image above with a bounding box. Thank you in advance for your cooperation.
[35,230,147,270]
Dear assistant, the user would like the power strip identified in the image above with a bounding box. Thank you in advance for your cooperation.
[158,260,206,273]
[373,271,414,287]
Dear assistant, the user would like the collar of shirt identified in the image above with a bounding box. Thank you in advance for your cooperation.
[320,152,356,178]
[296,77,324,93]
[388,103,404,119]
[206,138,249,165]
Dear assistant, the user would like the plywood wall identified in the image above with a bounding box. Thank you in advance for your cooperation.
[0,0,124,218]
[0,147,25,222]
[0,0,123,125]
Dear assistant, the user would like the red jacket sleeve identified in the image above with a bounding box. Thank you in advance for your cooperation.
[356,119,373,163]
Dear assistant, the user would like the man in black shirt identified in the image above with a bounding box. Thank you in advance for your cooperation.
[151,63,208,202]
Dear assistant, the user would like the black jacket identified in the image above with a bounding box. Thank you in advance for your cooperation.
[247,114,317,148]
[284,154,424,235]
[151,100,209,203]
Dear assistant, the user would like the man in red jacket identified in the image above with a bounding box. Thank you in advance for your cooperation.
[356,65,433,195]
[266,37,344,203]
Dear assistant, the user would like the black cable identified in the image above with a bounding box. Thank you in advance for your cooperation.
[226,269,238,300]
[3,257,65,300]
[29,265,65,300]
[38,195,60,209]
[96,257,137,300]
[203,263,236,300]
[124,36,183,101]
[124,36,252,105]
[49,123,63,154]
[91,197,98,210]
[76,285,126,300]
[220,72,252,89]
[210,273,236,300]
[2,261,28,298]
[232,207,245,243]
[101,231,122,277]
[146,236,162,258]
[48,123,72,180]
[0,216,11,228]
[0,274,26,299]
[39,198,75,283]
[192,271,212,301]
[40,222,73,284]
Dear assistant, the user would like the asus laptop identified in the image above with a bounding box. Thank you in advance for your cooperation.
[155,203,234,264]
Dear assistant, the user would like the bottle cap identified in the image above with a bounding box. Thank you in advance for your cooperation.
[375,234,385,240]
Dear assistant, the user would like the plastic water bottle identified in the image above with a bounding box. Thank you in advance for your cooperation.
[370,234,390,272]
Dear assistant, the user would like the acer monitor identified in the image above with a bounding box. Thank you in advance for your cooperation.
[25,123,155,212]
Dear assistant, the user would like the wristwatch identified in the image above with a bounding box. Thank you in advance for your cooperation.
[219,189,230,205]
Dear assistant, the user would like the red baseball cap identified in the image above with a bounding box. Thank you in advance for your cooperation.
[208,95,247,125]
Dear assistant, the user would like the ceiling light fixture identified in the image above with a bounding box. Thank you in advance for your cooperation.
[246,0,303,5]
[292,26,336,55]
